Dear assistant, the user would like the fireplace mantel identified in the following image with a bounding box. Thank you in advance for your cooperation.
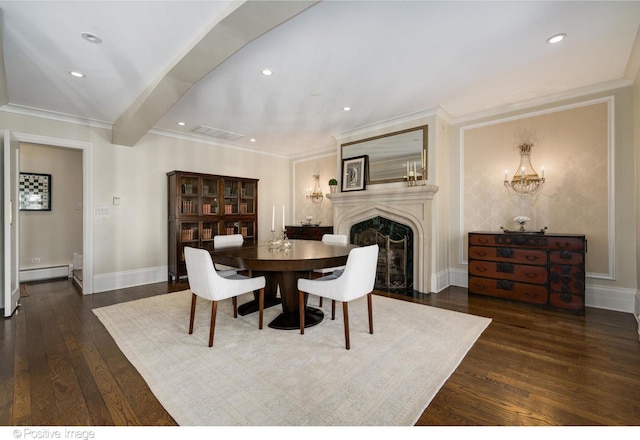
[328,185,439,293]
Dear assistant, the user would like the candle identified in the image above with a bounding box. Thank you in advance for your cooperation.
[406,162,409,178]
[521,167,525,179]
[282,205,285,231]
[504,170,508,181]
[271,206,275,232]
[541,167,544,178]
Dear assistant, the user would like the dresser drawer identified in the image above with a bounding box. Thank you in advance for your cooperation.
[549,292,585,312]
[469,246,547,265]
[469,276,548,304]
[546,236,585,251]
[469,261,548,285]
[550,265,585,294]
[550,250,584,265]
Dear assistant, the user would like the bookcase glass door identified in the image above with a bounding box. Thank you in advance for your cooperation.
[180,175,199,215]
[240,181,256,214]
[224,180,239,214]
[202,177,219,215]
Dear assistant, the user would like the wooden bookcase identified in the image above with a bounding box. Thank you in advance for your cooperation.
[167,171,258,281]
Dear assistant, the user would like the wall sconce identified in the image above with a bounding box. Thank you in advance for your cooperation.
[305,174,324,203]
[504,142,545,194]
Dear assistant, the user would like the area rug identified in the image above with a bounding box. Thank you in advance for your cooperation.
[93,290,491,426]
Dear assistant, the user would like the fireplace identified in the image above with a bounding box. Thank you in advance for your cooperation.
[327,185,438,294]
[351,217,413,291]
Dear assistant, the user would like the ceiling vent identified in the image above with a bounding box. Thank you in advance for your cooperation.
[192,125,245,142]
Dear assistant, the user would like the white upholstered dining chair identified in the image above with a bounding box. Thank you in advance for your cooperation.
[184,246,265,347]
[313,233,348,306]
[297,244,379,349]
[213,233,244,274]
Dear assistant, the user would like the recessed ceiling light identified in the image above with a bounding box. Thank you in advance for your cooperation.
[177,121,186,126]
[261,68,273,76]
[343,106,351,111]
[81,32,102,44]
[547,33,566,44]
[69,70,85,78]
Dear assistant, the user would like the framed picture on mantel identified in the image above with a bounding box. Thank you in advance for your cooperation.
[342,155,367,192]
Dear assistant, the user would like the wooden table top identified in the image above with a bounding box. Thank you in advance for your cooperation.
[211,239,358,272]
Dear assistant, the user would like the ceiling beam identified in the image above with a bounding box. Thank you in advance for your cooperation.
[112,0,318,147]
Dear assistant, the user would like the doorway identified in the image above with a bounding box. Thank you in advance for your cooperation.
[13,132,94,294]
[19,143,83,288]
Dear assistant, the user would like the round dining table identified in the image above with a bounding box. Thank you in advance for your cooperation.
[210,239,358,330]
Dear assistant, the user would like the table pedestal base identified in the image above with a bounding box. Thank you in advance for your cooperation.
[268,307,324,330]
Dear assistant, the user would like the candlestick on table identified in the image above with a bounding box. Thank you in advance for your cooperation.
[271,206,275,232]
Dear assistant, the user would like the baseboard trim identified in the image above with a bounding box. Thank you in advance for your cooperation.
[20,265,72,283]
[439,268,635,314]
[93,266,167,293]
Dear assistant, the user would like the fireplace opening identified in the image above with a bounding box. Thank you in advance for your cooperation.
[350,216,413,292]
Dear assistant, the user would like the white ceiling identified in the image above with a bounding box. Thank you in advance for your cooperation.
[1,1,639,158]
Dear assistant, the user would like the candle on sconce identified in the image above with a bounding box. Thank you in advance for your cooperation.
[541,167,545,178]
[504,170,508,181]
[282,205,285,231]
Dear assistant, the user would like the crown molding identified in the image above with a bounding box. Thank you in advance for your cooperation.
[0,104,112,130]
[450,78,632,126]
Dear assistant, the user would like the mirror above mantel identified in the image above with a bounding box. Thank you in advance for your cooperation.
[341,125,428,185]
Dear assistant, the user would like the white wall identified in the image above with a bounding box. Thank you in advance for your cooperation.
[0,110,291,292]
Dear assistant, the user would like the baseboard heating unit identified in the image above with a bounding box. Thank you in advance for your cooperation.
[20,264,73,283]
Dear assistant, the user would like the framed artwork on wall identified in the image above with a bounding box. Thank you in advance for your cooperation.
[341,155,368,192]
[19,172,51,211]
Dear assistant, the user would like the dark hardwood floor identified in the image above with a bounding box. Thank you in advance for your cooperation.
[1,279,639,426]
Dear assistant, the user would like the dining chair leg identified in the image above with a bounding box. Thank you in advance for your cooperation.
[232,296,238,318]
[209,300,218,347]
[331,300,336,320]
[258,288,264,329]
[367,292,373,334]
[299,290,305,334]
[342,302,350,350]
[189,293,197,335]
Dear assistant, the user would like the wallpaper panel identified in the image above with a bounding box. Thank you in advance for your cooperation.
[463,100,609,275]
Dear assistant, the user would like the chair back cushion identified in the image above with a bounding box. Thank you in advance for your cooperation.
[214,234,244,248]
[184,246,218,300]
[340,244,379,300]
[321,234,348,244]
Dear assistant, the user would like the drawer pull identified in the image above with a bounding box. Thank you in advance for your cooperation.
[497,248,514,258]
[474,265,487,273]
[497,263,514,273]
[497,280,514,291]
[525,272,539,279]
[525,255,539,261]
[555,241,571,248]
[475,250,487,257]
[478,238,489,244]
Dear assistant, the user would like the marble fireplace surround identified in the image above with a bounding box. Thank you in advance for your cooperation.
[327,185,439,294]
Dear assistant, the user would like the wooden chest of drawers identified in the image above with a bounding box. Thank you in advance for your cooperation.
[285,225,333,241]
[468,232,586,313]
